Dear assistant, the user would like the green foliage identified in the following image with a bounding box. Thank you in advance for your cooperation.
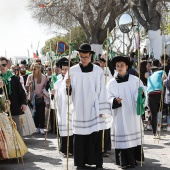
[41,26,88,55]
[163,16,170,35]
[65,25,88,50]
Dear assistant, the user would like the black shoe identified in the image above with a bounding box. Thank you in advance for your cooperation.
[69,153,73,157]
[129,165,135,168]
[96,166,103,170]
[76,165,85,169]
[102,152,109,157]
[121,165,129,169]
[62,153,67,158]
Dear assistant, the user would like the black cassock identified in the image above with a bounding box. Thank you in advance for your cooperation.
[113,73,144,168]
[72,63,103,168]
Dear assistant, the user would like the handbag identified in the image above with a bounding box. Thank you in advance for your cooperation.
[35,96,44,104]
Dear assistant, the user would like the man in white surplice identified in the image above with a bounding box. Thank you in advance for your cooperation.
[52,58,73,157]
[65,43,112,170]
[106,56,144,169]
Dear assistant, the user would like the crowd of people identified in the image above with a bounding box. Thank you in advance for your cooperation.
[0,43,170,169]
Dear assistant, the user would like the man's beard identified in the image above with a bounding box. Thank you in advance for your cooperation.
[20,72,26,75]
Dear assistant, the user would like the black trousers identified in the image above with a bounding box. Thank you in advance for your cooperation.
[115,145,144,167]
[74,131,103,167]
[104,128,111,153]
[60,135,73,154]
[148,93,161,134]
[33,102,45,128]
[50,109,57,133]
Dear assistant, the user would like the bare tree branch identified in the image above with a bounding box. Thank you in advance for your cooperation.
[129,0,165,31]
[28,0,128,44]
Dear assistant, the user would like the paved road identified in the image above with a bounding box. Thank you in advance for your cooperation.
[1,131,170,170]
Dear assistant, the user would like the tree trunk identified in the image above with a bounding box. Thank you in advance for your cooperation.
[148,29,162,59]
[91,44,103,57]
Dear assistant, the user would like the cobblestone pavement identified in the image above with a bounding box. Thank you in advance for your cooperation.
[1,131,170,170]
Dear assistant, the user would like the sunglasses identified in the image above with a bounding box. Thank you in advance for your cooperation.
[1,64,7,67]
[20,68,26,71]
[14,69,19,71]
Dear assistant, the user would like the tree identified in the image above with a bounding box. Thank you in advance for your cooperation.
[104,24,146,57]
[109,26,135,56]
[28,0,128,55]
[129,0,169,59]
[41,26,88,55]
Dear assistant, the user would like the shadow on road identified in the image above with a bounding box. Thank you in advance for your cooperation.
[0,133,62,170]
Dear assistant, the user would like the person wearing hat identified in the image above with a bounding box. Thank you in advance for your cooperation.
[98,54,113,157]
[65,43,112,169]
[99,54,113,81]
[46,57,69,134]
[55,57,68,80]
[48,57,67,92]
[107,56,145,169]
[51,59,73,157]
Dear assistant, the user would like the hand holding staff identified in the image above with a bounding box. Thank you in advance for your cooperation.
[66,31,72,170]
[102,28,109,153]
[66,76,71,87]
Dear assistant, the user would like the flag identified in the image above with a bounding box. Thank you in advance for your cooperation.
[36,50,39,57]
[33,52,39,59]
[74,53,79,62]
[136,87,145,116]
[109,50,115,59]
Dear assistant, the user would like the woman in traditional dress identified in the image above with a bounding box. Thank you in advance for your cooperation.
[0,57,29,137]
[0,80,28,160]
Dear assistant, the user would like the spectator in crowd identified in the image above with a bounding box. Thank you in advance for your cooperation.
[26,63,49,135]
[0,57,27,136]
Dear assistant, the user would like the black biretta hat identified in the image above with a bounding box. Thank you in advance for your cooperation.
[56,57,68,67]
[111,56,132,70]
[99,56,106,62]
[77,43,95,54]
[59,60,73,69]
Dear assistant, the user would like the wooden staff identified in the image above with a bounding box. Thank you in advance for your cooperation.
[136,24,143,167]
[156,43,166,143]
[44,104,51,147]
[66,31,72,170]
[3,83,24,165]
[5,50,7,58]
[44,43,60,154]
[102,28,109,153]
[148,40,150,58]
[105,28,109,84]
